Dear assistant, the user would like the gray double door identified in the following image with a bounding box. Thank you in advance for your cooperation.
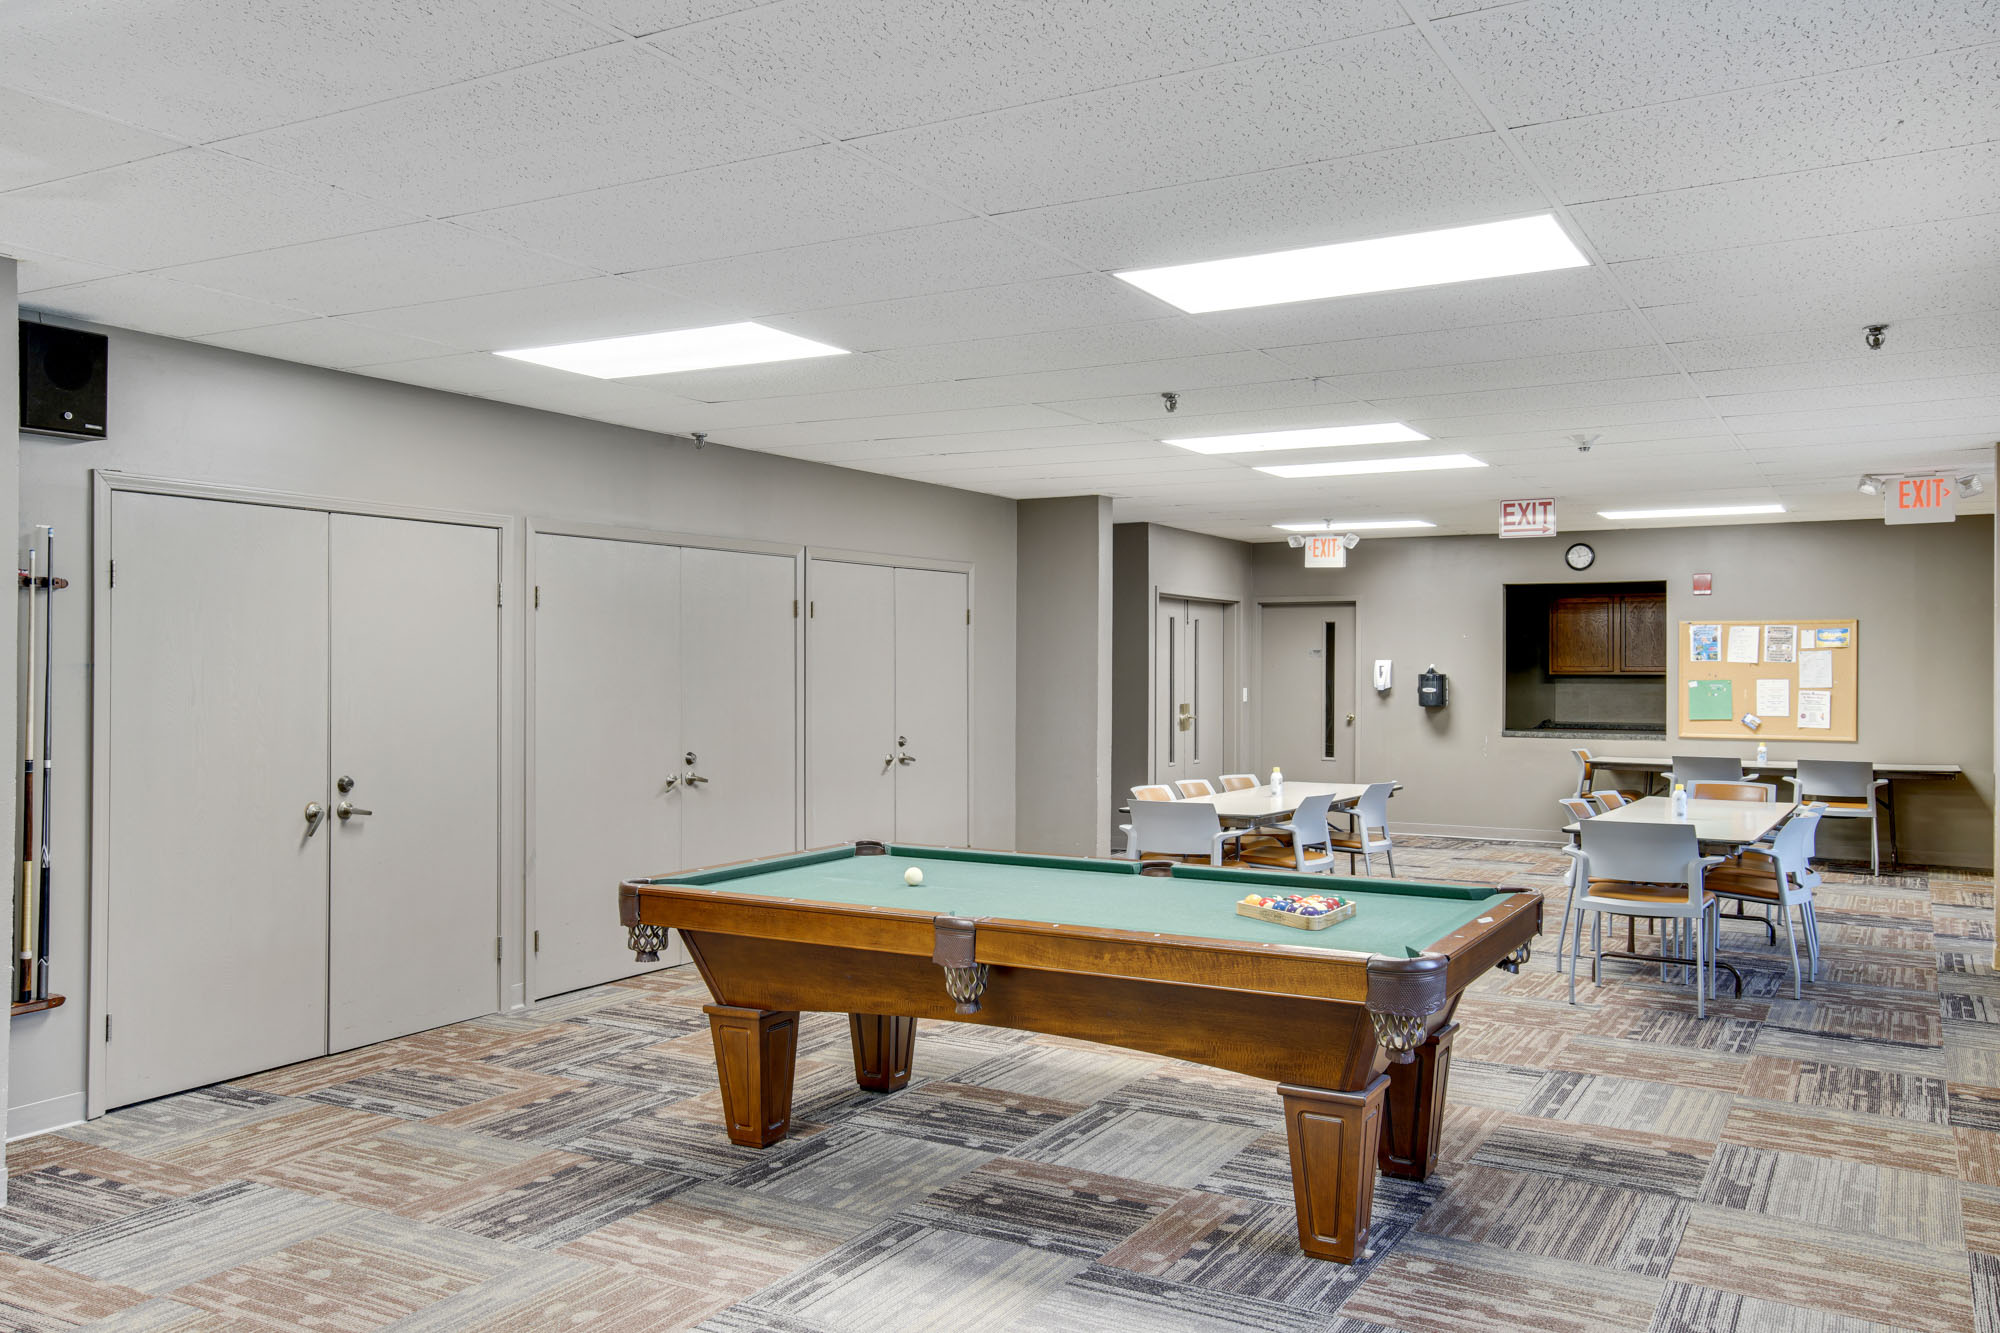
[806,560,969,847]
[106,492,501,1109]
[1155,597,1230,787]
[531,534,799,999]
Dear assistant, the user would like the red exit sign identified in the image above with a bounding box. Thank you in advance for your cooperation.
[1885,475,1958,525]
[1499,498,1556,538]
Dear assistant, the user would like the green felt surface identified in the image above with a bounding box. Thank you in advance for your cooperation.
[647,846,1504,957]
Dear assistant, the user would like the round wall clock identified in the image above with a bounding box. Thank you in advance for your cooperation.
[1564,542,1595,570]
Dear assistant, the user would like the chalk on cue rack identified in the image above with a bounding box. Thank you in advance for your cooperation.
[905,867,924,886]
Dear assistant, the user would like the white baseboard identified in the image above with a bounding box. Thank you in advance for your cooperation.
[7,1091,86,1141]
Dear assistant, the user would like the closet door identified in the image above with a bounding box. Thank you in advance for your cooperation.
[106,493,330,1108]
[532,535,683,999]
[680,547,799,867]
[806,559,896,845]
[327,515,501,1050]
[892,567,969,846]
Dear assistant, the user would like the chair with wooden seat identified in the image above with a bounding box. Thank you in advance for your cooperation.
[1127,798,1254,867]
[1570,748,1644,802]
[1175,778,1217,799]
[1593,790,1631,810]
[1118,785,1178,856]
[1563,821,1725,1017]
[1218,773,1258,792]
[1667,755,1743,784]
[1785,760,1887,874]
[1687,781,1778,803]
[1239,793,1340,874]
[1704,804,1825,997]
[1324,781,1396,876]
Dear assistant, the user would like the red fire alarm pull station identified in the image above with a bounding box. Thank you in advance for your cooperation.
[1692,573,1712,595]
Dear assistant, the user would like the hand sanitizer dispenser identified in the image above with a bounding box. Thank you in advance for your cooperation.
[1373,660,1392,692]
[1417,666,1447,708]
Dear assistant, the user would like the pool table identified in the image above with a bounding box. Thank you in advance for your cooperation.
[619,843,1540,1262]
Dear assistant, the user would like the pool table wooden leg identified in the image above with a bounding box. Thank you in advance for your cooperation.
[1278,1076,1388,1263]
[1377,1019,1457,1181]
[704,1004,799,1148]
[849,1013,917,1092]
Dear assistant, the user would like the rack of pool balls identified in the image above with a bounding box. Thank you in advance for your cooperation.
[1234,892,1356,930]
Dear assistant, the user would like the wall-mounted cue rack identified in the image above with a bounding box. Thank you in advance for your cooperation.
[14,527,65,1017]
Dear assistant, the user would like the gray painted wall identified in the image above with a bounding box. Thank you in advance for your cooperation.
[1015,497,1112,856]
[1248,518,1995,867]
[9,323,1019,1133]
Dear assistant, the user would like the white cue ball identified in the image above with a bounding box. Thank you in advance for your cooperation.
[904,866,924,886]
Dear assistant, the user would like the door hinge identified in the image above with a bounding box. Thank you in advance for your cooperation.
[533,929,540,953]
[495,936,503,962]
[104,1014,112,1041]
[107,559,114,589]
[534,585,540,609]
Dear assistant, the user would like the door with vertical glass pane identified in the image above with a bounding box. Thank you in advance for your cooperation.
[1257,603,1355,782]
[1156,597,1231,789]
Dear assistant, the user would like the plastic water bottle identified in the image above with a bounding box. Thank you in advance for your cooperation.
[1756,742,1768,766]
[1270,766,1283,795]
[1672,782,1690,820]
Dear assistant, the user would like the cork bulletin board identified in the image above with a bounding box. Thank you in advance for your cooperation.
[1678,619,1858,742]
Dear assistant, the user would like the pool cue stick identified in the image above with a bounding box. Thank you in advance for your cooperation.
[35,528,53,1001]
[17,546,36,1003]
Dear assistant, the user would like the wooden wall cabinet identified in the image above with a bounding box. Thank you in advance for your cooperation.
[1549,592,1665,676]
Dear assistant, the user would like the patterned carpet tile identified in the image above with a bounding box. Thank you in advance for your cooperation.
[1,843,1989,1331]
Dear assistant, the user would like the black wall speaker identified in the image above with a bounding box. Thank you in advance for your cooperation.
[20,321,107,439]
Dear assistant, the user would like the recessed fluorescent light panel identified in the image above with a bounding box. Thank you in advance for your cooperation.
[1257,454,1487,479]
[1597,504,1786,520]
[1165,423,1428,454]
[1115,214,1590,314]
[1273,520,1436,531]
[496,321,846,379]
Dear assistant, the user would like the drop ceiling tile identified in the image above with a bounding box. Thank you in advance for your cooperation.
[765,273,1169,351]
[195,319,457,369]
[973,351,1304,408]
[1709,372,2000,418]
[1690,346,2000,397]
[1671,310,2000,373]
[0,0,613,141]
[1038,376,1347,425]
[1434,0,1997,126]
[1408,398,1716,437]
[624,352,934,401]
[875,319,1240,380]
[1518,45,2000,203]
[0,88,182,192]
[710,404,1086,450]
[858,30,1484,214]
[1368,373,1696,420]
[220,45,818,216]
[1641,263,2000,343]
[462,145,967,272]
[1733,418,1999,450]
[1209,267,1627,351]
[1316,346,1676,400]
[6,246,118,294]
[350,351,706,424]
[627,218,1079,316]
[347,276,728,350]
[655,0,1409,138]
[1271,315,1656,378]
[999,135,1543,271]
[569,0,768,38]
[0,148,415,270]
[24,273,311,337]
[1615,215,2000,308]
[158,222,596,316]
[770,423,1148,464]
[1722,398,2000,434]
[1572,142,2000,264]
[662,379,1058,430]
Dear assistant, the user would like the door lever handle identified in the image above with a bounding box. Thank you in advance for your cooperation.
[661,774,679,792]
[897,754,918,765]
[304,802,325,836]
[684,772,709,786]
[336,801,373,820]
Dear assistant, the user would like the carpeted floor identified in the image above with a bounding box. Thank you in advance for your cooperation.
[0,837,1994,1332]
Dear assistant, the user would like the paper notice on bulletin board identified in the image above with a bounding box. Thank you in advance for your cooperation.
[1814,627,1850,648]
[1755,678,1791,718]
[1798,650,1834,689]
[1797,690,1832,729]
[1725,625,1760,663]
[1688,679,1733,721]
[1690,624,1721,662]
[1763,624,1796,663]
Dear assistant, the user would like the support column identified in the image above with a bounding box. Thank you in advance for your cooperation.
[1015,496,1114,856]
[1278,1076,1388,1263]
[1378,1020,1458,1179]
[0,260,17,1188]
[849,1013,916,1091]
[703,1004,798,1148]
